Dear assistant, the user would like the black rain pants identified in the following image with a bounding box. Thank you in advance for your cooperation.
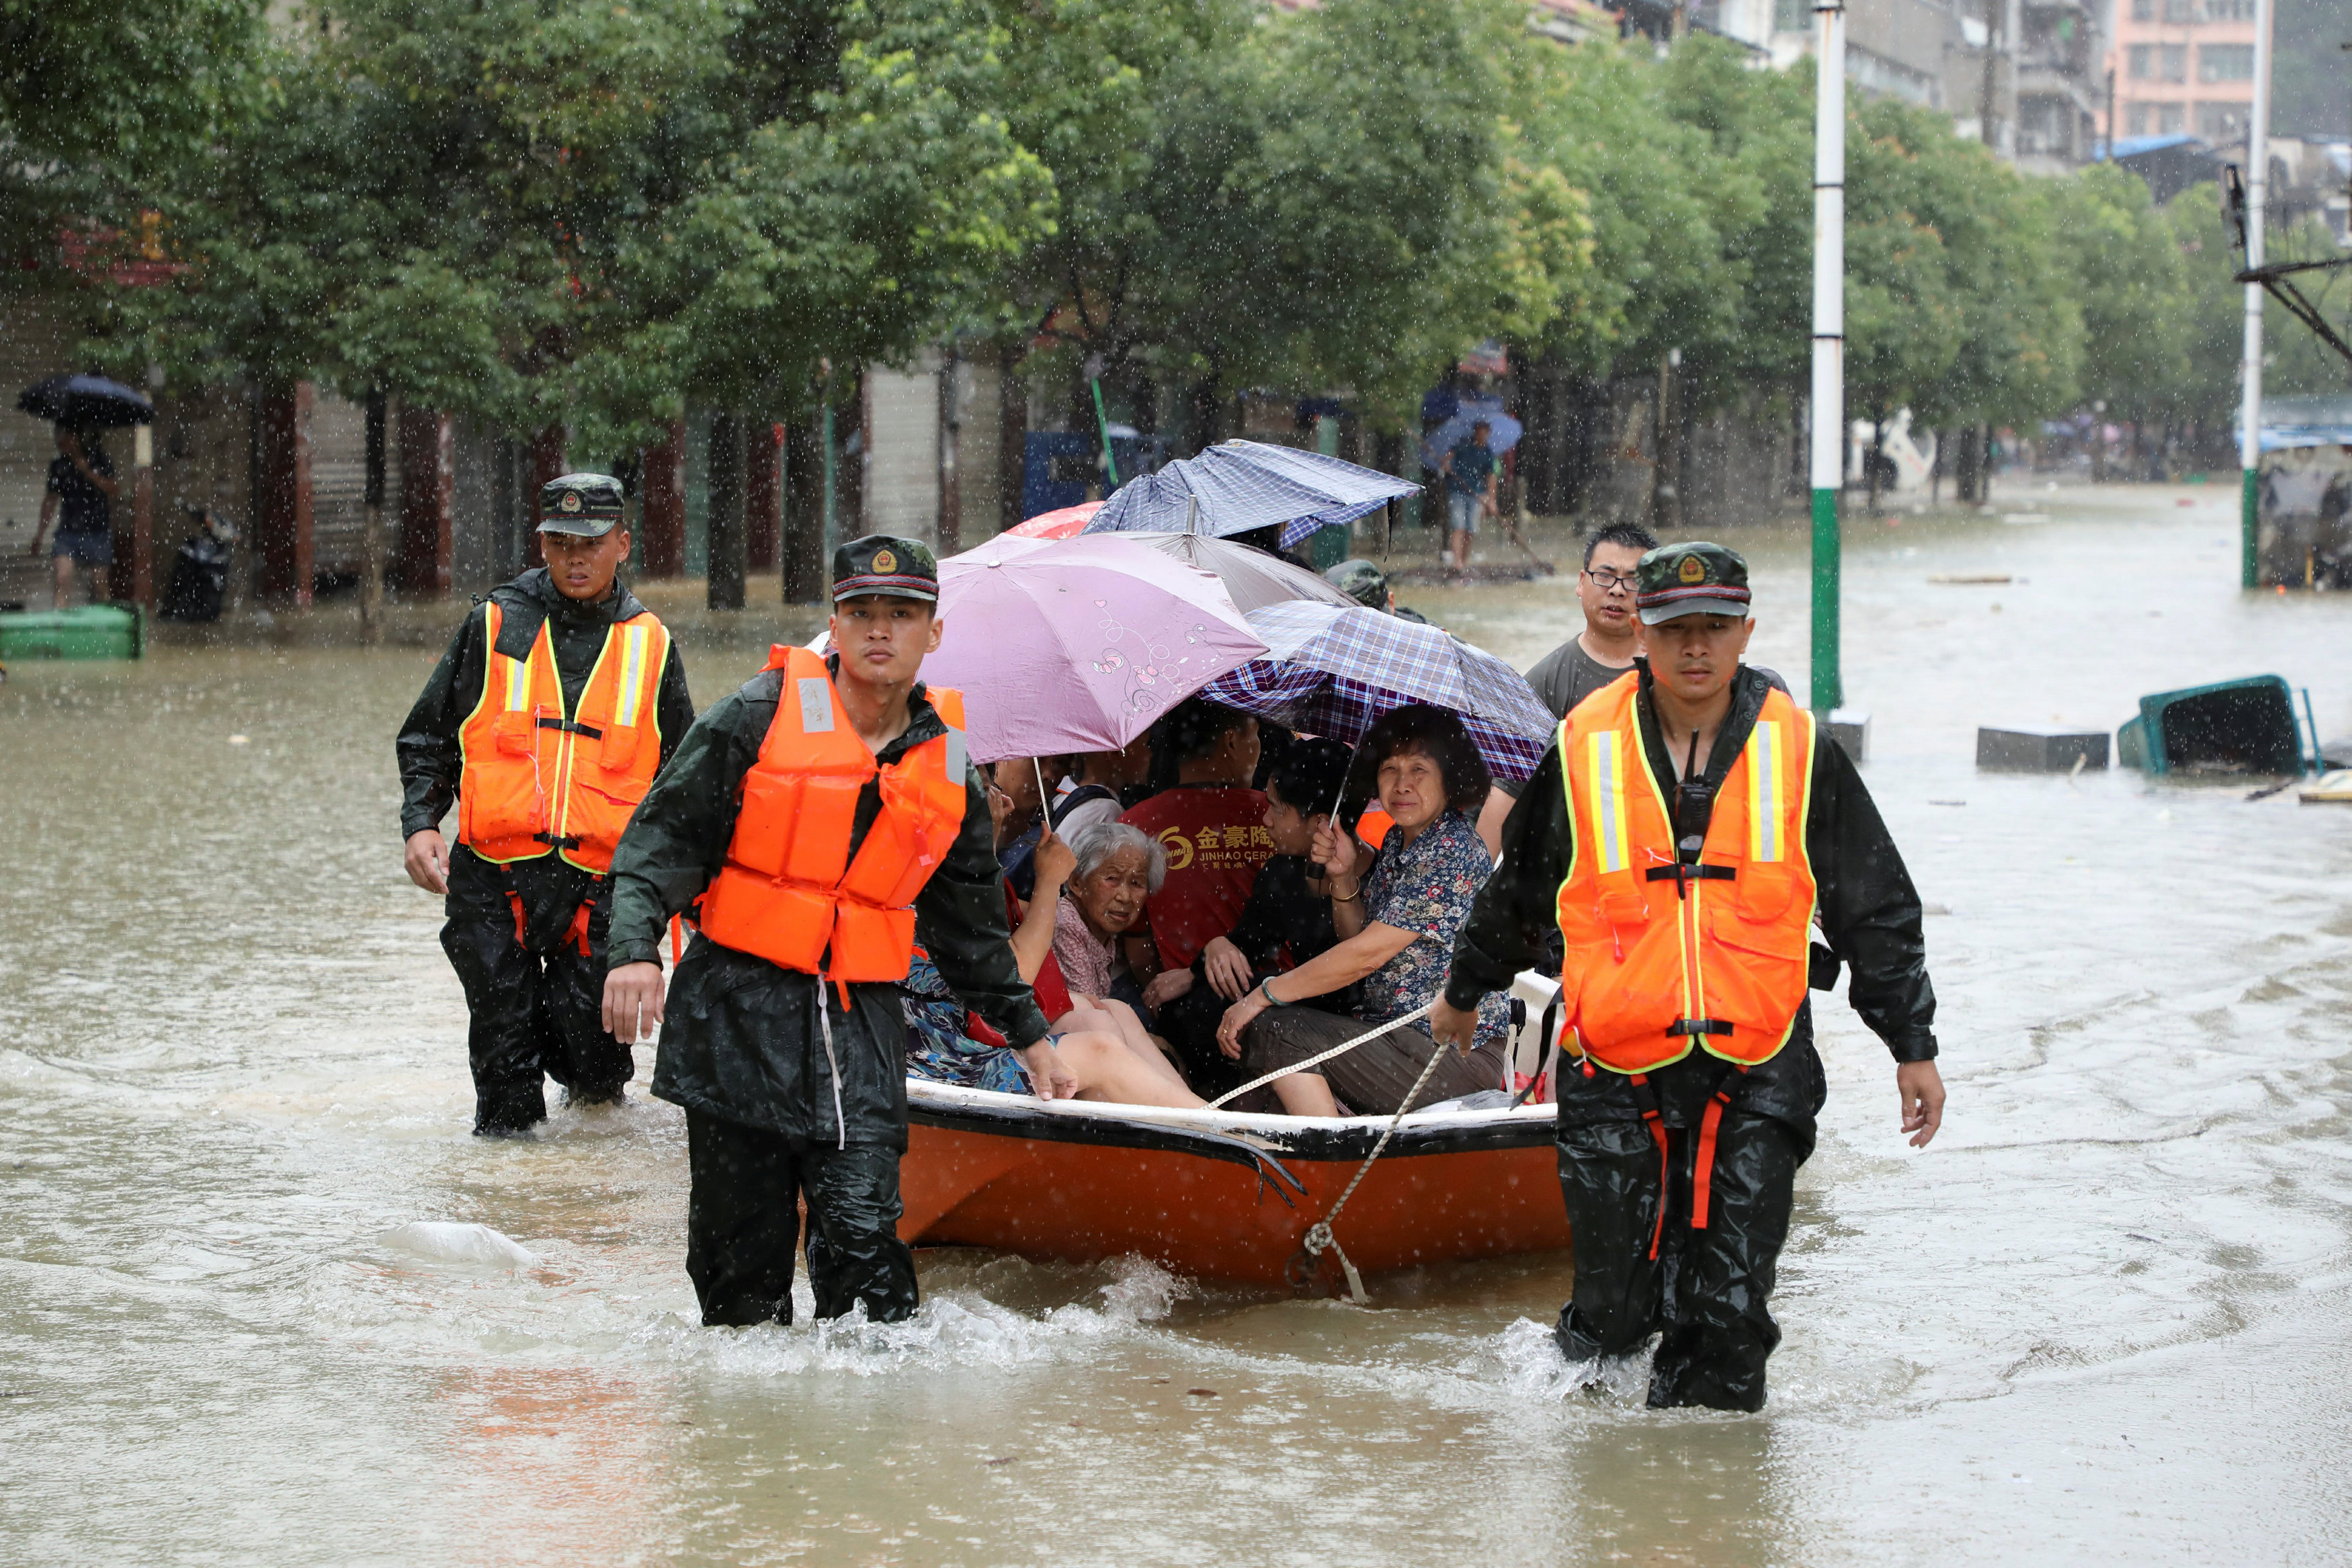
[1553,1104,1808,1412]
[441,853,634,1135]
[683,1110,919,1327]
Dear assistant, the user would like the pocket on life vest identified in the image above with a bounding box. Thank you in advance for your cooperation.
[1732,858,1796,923]
[1570,927,1687,1055]
[492,710,536,757]
[843,807,950,910]
[780,773,863,885]
[461,767,544,846]
[563,783,642,866]
[699,870,832,973]
[728,770,808,877]
[597,722,642,775]
[831,903,917,982]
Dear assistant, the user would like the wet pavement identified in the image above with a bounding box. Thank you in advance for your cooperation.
[6,481,2352,1564]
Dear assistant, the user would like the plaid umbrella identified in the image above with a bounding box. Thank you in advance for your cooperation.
[1084,440,1419,548]
[1200,601,1556,783]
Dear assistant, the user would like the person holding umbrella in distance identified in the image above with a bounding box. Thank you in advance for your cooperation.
[1430,541,1943,1411]
[26,425,120,607]
[600,536,1054,1328]
[18,376,156,609]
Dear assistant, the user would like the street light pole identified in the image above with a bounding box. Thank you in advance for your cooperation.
[2240,0,2273,589]
[1811,0,1847,714]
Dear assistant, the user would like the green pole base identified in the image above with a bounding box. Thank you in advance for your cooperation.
[1810,486,1842,715]
[2242,467,2260,590]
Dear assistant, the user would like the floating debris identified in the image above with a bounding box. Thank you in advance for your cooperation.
[1977,727,2109,773]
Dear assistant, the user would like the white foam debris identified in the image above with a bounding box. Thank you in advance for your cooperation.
[377,1221,537,1272]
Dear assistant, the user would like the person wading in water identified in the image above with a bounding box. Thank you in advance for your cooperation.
[1432,541,1944,1411]
[601,536,1052,1326]
[397,473,694,1137]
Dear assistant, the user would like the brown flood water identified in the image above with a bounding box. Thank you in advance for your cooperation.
[7,480,2352,1565]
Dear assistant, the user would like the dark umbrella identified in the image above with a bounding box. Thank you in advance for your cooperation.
[17,374,155,429]
[1084,440,1419,548]
[1198,601,1556,783]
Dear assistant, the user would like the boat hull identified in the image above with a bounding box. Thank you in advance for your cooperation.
[900,1084,1570,1290]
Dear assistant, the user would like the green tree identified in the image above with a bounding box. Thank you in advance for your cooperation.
[985,0,1593,435]
[0,0,263,284]
[112,0,1054,451]
[2057,163,2193,434]
[1843,95,2079,439]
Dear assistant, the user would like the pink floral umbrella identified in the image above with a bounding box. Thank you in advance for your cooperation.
[926,534,1266,763]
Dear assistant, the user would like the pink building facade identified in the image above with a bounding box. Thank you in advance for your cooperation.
[2108,0,2257,146]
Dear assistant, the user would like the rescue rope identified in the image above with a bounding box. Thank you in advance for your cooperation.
[1203,1001,1436,1109]
[1298,1035,1456,1305]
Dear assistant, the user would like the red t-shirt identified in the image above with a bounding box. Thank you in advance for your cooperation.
[1120,785,1274,971]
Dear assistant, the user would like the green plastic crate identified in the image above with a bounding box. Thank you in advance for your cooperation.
[0,605,144,662]
[2116,674,2300,775]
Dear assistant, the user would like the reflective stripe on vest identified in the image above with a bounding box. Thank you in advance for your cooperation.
[696,644,970,984]
[1554,672,1817,1074]
[454,600,671,874]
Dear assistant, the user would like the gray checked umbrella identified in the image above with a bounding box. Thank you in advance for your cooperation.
[1085,440,1419,549]
[1198,601,1556,784]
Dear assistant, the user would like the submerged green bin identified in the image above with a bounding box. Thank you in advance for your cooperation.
[2116,674,2301,775]
[0,605,144,662]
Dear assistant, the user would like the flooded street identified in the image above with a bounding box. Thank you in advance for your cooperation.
[8,482,2352,1565]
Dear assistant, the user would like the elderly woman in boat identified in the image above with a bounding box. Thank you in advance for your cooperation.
[905,825,1203,1108]
[1214,705,1512,1115]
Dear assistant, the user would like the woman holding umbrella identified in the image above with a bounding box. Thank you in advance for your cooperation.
[27,426,119,607]
[1211,705,1512,1115]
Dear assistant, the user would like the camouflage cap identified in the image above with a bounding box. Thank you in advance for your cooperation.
[1323,558,1390,610]
[833,533,938,603]
[1634,541,1753,624]
[538,472,626,537]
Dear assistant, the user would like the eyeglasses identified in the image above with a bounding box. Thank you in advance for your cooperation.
[1584,568,1638,592]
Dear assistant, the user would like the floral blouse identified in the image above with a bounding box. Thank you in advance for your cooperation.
[1356,808,1510,1049]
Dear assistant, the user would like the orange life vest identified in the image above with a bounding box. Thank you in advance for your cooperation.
[1555,672,1817,1076]
[456,599,671,874]
[696,645,970,984]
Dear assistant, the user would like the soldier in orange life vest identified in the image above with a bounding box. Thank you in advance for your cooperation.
[1433,541,1945,1411]
[396,473,695,1137]
[601,535,1052,1327]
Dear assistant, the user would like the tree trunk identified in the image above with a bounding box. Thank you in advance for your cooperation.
[360,390,386,643]
[256,382,314,606]
[746,418,780,572]
[706,410,746,611]
[783,413,826,604]
[526,425,565,570]
[1865,410,1885,513]
[1650,355,1681,533]
[999,342,1027,532]
[396,406,454,596]
[937,349,962,556]
[640,417,687,577]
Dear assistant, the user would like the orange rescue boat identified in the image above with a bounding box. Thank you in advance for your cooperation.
[898,973,1573,1291]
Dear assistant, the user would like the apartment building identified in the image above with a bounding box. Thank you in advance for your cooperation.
[2016,0,2107,171]
[2109,0,2259,145]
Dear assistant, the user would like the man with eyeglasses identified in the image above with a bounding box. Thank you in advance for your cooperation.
[1524,523,1658,720]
